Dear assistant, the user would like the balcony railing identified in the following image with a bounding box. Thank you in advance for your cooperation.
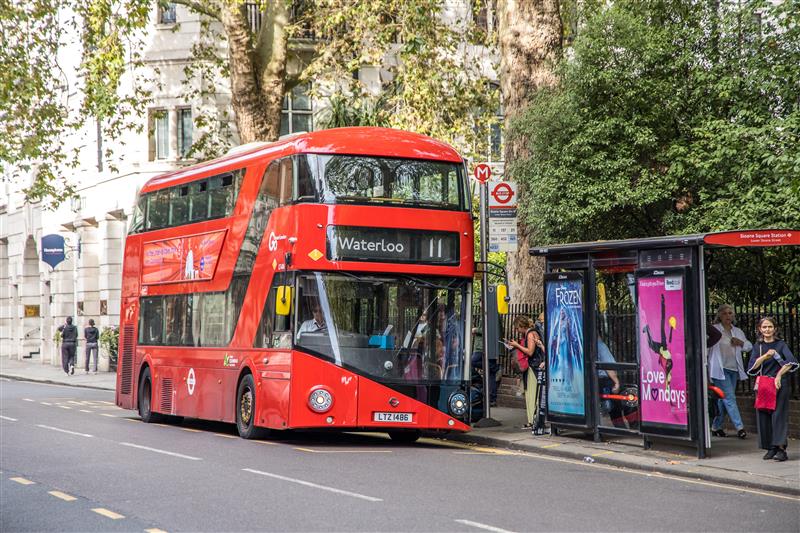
[244,1,315,39]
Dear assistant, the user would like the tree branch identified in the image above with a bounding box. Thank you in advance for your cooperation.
[172,0,222,21]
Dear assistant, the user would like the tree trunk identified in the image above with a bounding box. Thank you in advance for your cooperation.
[497,0,562,305]
[218,4,274,143]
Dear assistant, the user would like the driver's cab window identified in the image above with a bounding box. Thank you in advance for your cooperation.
[254,272,293,348]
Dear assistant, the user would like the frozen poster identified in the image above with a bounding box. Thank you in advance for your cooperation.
[546,278,585,416]
[637,275,688,427]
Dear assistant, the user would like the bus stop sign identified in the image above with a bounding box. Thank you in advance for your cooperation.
[474,163,491,183]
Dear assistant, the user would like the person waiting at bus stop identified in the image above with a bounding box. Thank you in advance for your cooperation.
[708,304,751,439]
[747,317,798,462]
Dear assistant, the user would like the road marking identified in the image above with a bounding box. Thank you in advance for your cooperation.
[145,529,169,533]
[243,468,383,502]
[67,400,84,405]
[58,405,72,410]
[37,425,93,438]
[100,413,118,418]
[125,418,139,422]
[590,451,615,457]
[541,443,561,448]
[295,447,392,454]
[180,427,201,433]
[92,508,125,519]
[252,440,278,446]
[214,433,237,439]
[99,401,115,405]
[120,442,202,461]
[10,477,35,485]
[48,490,77,501]
[80,409,93,413]
[40,402,52,406]
[23,398,34,402]
[455,519,515,532]
[0,415,18,422]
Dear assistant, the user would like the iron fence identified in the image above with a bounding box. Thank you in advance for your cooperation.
[474,301,799,399]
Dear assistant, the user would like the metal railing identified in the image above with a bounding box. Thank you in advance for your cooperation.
[475,301,800,399]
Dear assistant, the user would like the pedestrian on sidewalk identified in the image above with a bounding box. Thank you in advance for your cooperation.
[708,304,752,439]
[747,317,799,462]
[58,317,78,375]
[506,316,544,429]
[84,318,100,374]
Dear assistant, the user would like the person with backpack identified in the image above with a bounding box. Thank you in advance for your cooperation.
[505,316,545,429]
[58,317,78,375]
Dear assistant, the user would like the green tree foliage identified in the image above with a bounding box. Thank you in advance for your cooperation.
[513,0,800,301]
[1,0,498,205]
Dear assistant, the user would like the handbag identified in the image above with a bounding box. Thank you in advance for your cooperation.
[753,346,777,412]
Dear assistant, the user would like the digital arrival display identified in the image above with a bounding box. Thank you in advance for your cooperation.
[326,226,459,265]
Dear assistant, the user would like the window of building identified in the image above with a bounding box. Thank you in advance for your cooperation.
[158,2,177,24]
[177,107,192,159]
[280,84,312,136]
[150,109,169,160]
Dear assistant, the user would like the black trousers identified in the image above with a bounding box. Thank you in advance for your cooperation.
[61,343,76,374]
[756,377,791,449]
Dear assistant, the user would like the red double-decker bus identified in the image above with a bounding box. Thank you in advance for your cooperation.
[116,127,474,441]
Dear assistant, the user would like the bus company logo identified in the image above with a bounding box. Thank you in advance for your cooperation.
[187,368,196,396]
[223,355,239,367]
[554,287,581,307]
[337,236,405,254]
[268,232,278,251]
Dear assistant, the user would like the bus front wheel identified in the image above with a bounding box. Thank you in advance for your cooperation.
[138,367,163,423]
[236,374,265,439]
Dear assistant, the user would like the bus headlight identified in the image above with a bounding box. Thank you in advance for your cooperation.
[448,392,468,417]
[308,389,333,413]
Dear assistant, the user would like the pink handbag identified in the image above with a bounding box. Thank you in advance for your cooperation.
[754,375,777,412]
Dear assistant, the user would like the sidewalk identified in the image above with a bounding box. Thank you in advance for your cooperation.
[1,357,116,391]
[452,407,799,496]
[2,357,797,495]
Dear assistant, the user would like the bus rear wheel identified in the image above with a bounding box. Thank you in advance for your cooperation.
[388,430,421,444]
[138,367,163,423]
[236,374,265,439]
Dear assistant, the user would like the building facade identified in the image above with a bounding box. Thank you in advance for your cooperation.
[0,1,500,368]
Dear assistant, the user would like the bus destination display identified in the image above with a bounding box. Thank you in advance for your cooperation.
[327,226,459,265]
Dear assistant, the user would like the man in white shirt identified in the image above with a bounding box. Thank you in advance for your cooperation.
[298,303,327,337]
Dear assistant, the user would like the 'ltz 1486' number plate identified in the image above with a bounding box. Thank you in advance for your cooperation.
[373,412,413,423]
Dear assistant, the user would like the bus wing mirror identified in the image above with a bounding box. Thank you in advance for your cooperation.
[276,286,293,316]
[496,284,509,315]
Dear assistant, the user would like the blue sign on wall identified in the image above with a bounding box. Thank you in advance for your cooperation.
[41,234,66,269]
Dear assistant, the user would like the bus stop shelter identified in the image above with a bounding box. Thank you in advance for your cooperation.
[530,229,799,458]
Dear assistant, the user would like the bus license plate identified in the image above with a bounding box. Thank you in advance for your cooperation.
[373,412,413,423]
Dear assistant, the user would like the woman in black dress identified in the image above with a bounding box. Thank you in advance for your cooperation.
[747,317,799,462]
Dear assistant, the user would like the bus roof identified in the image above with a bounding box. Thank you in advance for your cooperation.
[141,127,464,193]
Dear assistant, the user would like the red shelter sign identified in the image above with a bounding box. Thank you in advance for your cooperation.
[704,230,799,247]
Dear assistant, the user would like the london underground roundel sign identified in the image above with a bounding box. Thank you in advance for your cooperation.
[473,163,491,183]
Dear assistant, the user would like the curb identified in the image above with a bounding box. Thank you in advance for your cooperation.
[445,432,800,497]
[1,373,116,392]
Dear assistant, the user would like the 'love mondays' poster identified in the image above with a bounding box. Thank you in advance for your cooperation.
[637,275,688,428]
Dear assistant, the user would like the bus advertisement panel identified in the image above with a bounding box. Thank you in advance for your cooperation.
[142,230,225,284]
[546,275,586,418]
[637,274,688,429]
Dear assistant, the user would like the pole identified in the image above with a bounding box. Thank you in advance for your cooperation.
[474,179,500,427]
[72,232,79,322]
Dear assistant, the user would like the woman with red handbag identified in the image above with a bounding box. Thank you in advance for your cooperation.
[505,316,544,429]
[747,317,799,462]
